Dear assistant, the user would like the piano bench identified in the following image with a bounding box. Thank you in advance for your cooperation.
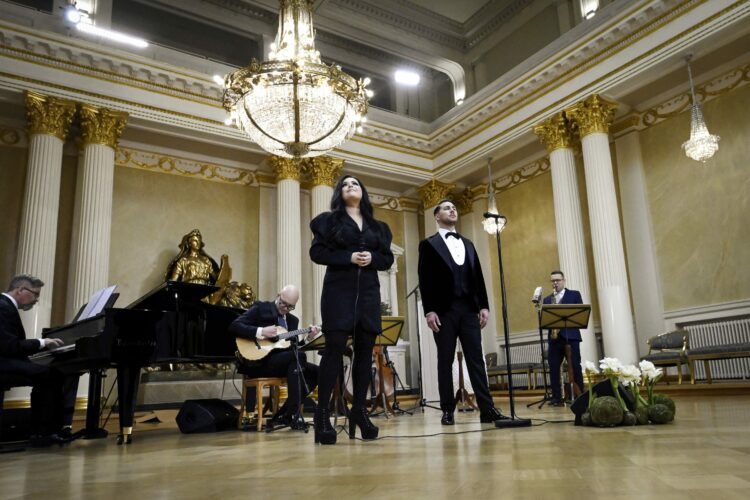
[239,377,287,431]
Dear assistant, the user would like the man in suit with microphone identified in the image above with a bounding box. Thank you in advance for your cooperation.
[418,199,507,425]
[543,271,584,406]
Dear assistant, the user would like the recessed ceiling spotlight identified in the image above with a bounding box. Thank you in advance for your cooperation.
[394,70,420,86]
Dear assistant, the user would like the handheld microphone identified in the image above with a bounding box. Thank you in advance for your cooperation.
[531,286,543,304]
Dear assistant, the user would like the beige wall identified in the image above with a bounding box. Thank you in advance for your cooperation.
[640,84,750,311]
[0,145,27,288]
[486,173,560,334]
[109,166,260,307]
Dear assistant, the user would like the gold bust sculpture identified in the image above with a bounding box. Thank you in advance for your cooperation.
[165,229,221,285]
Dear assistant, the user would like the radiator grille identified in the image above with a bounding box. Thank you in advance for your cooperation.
[682,316,750,381]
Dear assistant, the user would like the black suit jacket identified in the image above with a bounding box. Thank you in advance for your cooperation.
[417,232,490,316]
[310,211,394,333]
[0,294,42,359]
[229,300,300,341]
[543,289,583,341]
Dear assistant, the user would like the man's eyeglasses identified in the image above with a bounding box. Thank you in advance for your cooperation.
[22,287,40,298]
[277,298,296,310]
[550,279,564,283]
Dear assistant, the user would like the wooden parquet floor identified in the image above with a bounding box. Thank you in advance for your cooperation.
[2,395,750,499]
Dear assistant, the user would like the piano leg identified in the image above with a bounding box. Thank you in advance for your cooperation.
[116,365,141,445]
[82,369,108,439]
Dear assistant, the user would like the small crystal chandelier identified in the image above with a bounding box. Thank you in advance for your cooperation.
[223,0,371,158]
[482,158,506,234]
[682,55,719,163]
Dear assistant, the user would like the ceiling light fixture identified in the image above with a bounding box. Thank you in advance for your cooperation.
[394,70,420,86]
[682,55,719,163]
[222,0,370,158]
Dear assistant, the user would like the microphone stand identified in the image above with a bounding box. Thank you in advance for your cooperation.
[484,212,531,428]
[527,299,554,408]
[267,337,310,433]
[405,285,441,412]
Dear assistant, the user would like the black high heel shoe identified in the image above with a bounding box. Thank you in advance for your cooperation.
[314,407,337,445]
[348,407,379,440]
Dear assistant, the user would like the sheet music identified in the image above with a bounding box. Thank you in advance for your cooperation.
[78,285,118,320]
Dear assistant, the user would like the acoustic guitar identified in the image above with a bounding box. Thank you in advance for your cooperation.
[235,326,318,363]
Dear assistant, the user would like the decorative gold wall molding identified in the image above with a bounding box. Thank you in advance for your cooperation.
[305,156,344,187]
[371,195,401,211]
[455,187,474,215]
[533,112,575,152]
[0,126,22,146]
[269,155,303,182]
[565,94,618,137]
[417,179,455,209]
[80,104,128,148]
[115,147,259,186]
[640,62,750,128]
[494,157,550,194]
[24,91,76,140]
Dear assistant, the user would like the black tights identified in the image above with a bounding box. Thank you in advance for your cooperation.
[317,329,376,411]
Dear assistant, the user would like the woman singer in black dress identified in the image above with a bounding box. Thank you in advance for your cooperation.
[309,175,394,444]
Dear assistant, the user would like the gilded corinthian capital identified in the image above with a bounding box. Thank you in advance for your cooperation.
[565,94,618,137]
[25,91,76,140]
[79,104,128,148]
[417,179,454,210]
[305,156,344,187]
[269,155,302,182]
[534,112,574,153]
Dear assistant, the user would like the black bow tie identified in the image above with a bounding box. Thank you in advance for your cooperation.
[445,232,460,239]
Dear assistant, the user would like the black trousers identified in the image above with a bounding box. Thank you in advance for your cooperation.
[548,338,584,401]
[239,350,318,413]
[317,328,376,411]
[432,298,494,413]
[0,357,64,435]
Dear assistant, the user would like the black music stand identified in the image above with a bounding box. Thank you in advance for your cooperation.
[540,304,591,404]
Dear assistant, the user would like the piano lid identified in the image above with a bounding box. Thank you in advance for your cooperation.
[127,280,219,311]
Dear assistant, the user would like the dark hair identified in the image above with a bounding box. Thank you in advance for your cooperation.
[550,270,565,278]
[328,174,382,241]
[8,274,44,291]
[433,198,455,215]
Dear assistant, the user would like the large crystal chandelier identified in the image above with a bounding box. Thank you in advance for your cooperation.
[223,0,371,158]
[682,56,719,163]
[482,158,507,235]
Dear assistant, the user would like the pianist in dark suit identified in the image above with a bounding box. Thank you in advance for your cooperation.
[0,274,69,446]
[229,285,319,430]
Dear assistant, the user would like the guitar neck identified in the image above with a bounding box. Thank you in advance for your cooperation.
[277,327,312,341]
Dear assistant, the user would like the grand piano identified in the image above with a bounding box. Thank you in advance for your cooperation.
[30,281,242,444]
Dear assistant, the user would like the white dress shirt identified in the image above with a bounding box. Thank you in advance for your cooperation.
[552,288,566,304]
[438,228,465,265]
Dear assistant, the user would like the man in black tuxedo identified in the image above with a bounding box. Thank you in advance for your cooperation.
[0,274,69,446]
[229,285,319,430]
[418,199,507,425]
[543,270,584,406]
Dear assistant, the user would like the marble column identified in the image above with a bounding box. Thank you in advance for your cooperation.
[269,156,303,311]
[615,130,665,353]
[534,112,597,363]
[66,104,128,321]
[15,92,76,336]
[306,156,343,325]
[566,95,639,363]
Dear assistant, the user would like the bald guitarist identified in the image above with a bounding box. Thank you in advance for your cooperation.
[229,285,320,430]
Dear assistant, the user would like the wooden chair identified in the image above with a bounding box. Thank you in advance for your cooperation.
[238,377,286,431]
[641,330,691,384]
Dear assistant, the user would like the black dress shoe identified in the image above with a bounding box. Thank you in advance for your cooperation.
[30,433,70,448]
[480,407,509,423]
[550,399,565,407]
[441,411,455,425]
